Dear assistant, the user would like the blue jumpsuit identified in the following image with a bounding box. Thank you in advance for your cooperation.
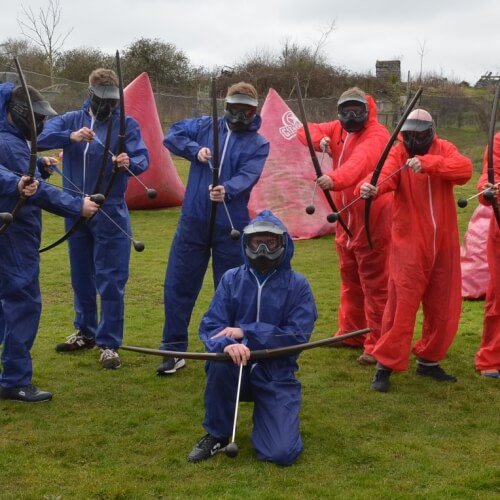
[38,101,149,349]
[0,83,84,388]
[161,115,269,351]
[200,210,317,466]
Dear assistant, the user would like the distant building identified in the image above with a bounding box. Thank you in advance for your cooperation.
[376,60,401,83]
[475,72,500,89]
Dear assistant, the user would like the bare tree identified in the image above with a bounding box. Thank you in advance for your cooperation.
[286,19,336,98]
[417,39,427,84]
[17,0,73,82]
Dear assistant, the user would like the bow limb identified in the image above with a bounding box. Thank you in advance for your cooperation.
[487,84,500,229]
[101,50,126,200]
[364,87,423,248]
[295,76,352,237]
[0,57,37,234]
[207,76,220,248]
[121,327,371,362]
[39,219,84,253]
[39,118,112,253]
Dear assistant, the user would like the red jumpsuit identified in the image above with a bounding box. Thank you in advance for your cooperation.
[475,133,500,372]
[297,96,391,351]
[363,135,472,371]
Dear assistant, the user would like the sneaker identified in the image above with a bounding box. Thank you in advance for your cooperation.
[371,366,392,392]
[156,357,185,376]
[1,384,52,403]
[357,353,377,365]
[481,369,500,379]
[416,361,457,382]
[187,434,229,463]
[99,348,121,369]
[56,332,96,352]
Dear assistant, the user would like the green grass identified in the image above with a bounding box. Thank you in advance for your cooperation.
[439,127,486,173]
[0,130,498,499]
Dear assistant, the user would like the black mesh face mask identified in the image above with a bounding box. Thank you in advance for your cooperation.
[89,92,118,122]
[402,128,435,156]
[9,102,47,140]
[224,103,257,132]
[88,85,119,122]
[337,102,368,133]
[244,230,285,275]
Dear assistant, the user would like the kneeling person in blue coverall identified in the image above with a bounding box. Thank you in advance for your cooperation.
[157,82,269,375]
[188,210,317,465]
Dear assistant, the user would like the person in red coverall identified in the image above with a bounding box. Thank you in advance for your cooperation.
[475,132,500,379]
[359,109,473,392]
[296,87,391,365]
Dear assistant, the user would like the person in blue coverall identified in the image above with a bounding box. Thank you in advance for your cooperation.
[188,210,317,465]
[38,68,149,369]
[157,82,270,375]
[0,83,99,402]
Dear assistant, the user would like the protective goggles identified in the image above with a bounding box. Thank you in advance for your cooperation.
[226,103,256,119]
[402,129,433,144]
[90,94,119,109]
[247,233,283,253]
[338,105,367,120]
[34,112,47,126]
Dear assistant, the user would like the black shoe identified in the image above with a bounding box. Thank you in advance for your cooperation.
[156,357,185,376]
[371,367,392,392]
[416,362,457,382]
[1,384,52,403]
[187,434,229,463]
[56,332,96,352]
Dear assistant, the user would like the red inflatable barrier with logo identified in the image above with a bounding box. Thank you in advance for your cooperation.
[124,72,184,209]
[248,88,335,239]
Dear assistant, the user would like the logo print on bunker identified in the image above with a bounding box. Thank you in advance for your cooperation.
[279,111,301,140]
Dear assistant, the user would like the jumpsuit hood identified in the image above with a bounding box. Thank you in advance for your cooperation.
[0,83,26,140]
[242,209,294,272]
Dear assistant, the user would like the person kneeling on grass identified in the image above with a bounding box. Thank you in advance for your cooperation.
[188,210,317,465]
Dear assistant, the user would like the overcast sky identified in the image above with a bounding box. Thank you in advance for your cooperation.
[1,0,498,85]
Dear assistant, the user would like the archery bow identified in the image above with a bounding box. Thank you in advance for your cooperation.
[121,328,370,361]
[92,134,157,199]
[101,50,126,200]
[207,76,220,248]
[486,84,500,229]
[0,57,36,234]
[364,87,423,248]
[295,76,352,237]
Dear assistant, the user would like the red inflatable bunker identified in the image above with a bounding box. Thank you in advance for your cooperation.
[124,72,184,209]
[249,88,335,239]
[461,204,492,299]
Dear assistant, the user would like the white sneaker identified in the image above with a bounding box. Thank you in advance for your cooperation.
[99,348,121,369]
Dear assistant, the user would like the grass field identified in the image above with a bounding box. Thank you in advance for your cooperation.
[0,128,498,499]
